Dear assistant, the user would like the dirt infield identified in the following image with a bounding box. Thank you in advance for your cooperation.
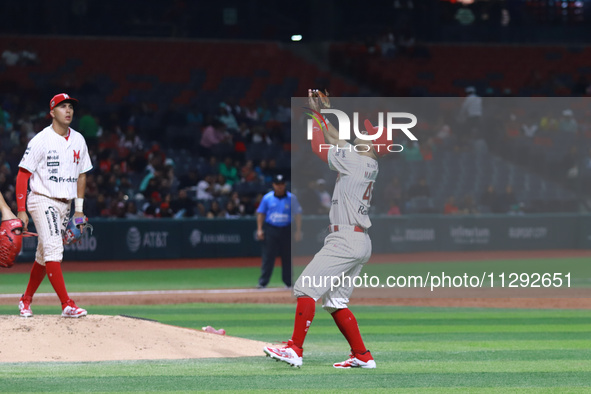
[0,314,267,362]
[2,250,589,364]
[4,250,590,309]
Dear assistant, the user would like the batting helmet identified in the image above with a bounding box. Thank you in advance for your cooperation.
[0,219,24,268]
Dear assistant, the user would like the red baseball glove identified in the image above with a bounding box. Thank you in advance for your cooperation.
[0,219,24,268]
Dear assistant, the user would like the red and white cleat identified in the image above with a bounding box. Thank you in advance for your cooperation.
[61,300,87,318]
[19,295,33,318]
[263,340,303,368]
[333,351,376,369]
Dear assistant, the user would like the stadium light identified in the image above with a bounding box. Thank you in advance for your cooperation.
[291,35,303,42]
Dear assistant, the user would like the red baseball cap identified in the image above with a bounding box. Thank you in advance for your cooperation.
[49,93,78,111]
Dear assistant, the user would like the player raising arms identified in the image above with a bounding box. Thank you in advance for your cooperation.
[16,93,93,318]
[264,89,388,369]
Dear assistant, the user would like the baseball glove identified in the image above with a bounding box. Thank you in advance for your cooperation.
[308,89,331,112]
[62,215,93,245]
[0,219,24,268]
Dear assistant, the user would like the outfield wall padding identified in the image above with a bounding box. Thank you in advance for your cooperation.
[15,214,589,262]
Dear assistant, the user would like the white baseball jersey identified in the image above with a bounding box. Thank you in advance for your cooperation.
[19,126,92,199]
[327,143,378,229]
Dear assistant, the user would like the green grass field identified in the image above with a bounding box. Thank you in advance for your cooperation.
[1,257,591,392]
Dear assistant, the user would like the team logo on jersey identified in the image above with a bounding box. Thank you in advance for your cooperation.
[73,150,80,164]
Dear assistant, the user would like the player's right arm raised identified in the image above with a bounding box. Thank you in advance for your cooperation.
[308,89,346,147]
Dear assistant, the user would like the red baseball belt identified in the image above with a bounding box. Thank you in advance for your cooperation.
[328,224,367,233]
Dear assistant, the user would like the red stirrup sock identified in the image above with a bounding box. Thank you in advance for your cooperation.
[23,261,47,299]
[45,261,70,305]
[290,296,316,349]
[331,308,368,356]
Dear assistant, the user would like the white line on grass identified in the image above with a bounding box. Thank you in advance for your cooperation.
[0,287,290,298]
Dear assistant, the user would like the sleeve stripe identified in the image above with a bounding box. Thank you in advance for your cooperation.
[18,164,35,172]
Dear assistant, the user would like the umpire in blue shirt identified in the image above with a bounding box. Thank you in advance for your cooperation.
[256,174,302,289]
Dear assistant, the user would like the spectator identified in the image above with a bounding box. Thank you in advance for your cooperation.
[229,191,246,216]
[563,146,580,181]
[200,121,231,158]
[241,160,258,183]
[78,107,100,148]
[559,109,578,134]
[251,125,272,145]
[213,174,232,197]
[159,195,174,218]
[495,185,517,213]
[217,105,239,131]
[508,202,525,216]
[244,103,259,124]
[171,188,195,218]
[443,196,459,215]
[382,177,403,208]
[125,201,143,219]
[386,199,401,216]
[274,98,291,123]
[457,86,483,144]
[401,141,423,161]
[420,137,437,161]
[257,101,273,123]
[143,191,163,217]
[255,159,273,184]
[1,46,20,66]
[479,185,497,212]
[207,200,224,218]
[196,174,215,201]
[459,195,479,215]
[118,125,144,158]
[199,156,219,177]
[407,178,431,199]
[522,113,539,138]
[186,105,203,126]
[218,156,239,185]
[236,122,252,144]
[224,200,241,218]
[178,169,200,190]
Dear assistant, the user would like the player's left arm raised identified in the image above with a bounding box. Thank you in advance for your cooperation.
[308,89,346,147]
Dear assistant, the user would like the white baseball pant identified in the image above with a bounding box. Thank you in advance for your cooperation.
[293,229,372,311]
[27,193,70,265]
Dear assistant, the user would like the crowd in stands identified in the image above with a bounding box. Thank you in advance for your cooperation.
[0,92,292,220]
[2,79,588,220]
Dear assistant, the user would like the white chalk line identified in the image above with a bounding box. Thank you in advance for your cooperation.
[0,287,291,299]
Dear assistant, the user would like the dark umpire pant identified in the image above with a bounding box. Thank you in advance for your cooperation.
[259,223,292,287]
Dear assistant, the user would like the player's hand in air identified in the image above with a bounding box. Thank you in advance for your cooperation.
[308,89,331,112]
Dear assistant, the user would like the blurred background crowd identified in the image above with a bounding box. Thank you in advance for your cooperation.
[2,0,591,219]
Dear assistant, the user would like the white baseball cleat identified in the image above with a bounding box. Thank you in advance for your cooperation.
[263,340,303,368]
[19,296,33,318]
[333,352,377,369]
[61,300,87,318]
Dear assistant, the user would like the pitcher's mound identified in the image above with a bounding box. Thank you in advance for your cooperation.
[0,315,268,362]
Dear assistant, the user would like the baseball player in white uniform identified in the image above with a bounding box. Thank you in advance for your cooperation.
[16,93,92,318]
[264,89,388,368]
